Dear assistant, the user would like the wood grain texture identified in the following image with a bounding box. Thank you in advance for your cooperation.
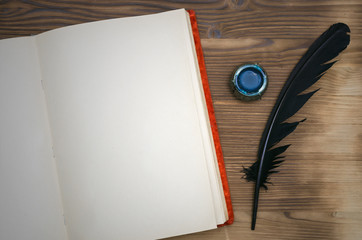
[1,1,361,239]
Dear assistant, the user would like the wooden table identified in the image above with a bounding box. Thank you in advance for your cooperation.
[1,1,361,239]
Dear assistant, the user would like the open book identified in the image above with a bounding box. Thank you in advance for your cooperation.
[0,9,233,240]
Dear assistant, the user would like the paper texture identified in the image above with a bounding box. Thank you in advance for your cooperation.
[36,9,220,240]
[0,37,68,240]
[0,9,228,240]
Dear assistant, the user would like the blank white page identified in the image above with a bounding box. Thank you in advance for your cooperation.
[36,9,218,240]
[184,12,228,224]
[0,37,68,240]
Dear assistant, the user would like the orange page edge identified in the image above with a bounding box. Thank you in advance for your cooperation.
[187,9,234,226]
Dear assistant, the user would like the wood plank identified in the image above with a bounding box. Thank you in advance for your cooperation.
[1,0,361,239]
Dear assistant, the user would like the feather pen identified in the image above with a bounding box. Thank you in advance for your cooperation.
[243,23,350,230]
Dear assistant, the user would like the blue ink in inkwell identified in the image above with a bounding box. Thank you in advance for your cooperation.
[231,64,268,101]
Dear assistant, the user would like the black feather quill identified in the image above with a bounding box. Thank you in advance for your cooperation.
[243,23,350,230]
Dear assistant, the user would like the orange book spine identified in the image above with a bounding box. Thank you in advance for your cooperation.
[187,10,234,226]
